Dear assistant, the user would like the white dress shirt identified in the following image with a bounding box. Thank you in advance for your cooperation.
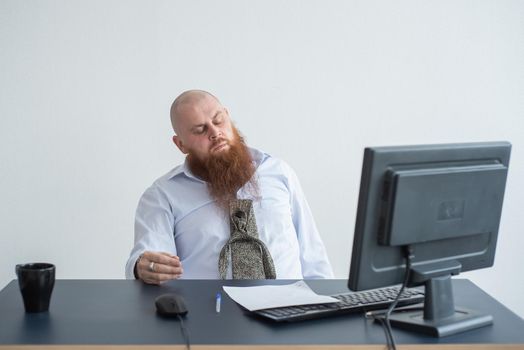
[125,148,333,279]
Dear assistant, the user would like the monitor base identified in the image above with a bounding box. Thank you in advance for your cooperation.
[388,307,493,337]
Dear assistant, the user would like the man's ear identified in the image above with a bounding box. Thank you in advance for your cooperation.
[173,135,188,154]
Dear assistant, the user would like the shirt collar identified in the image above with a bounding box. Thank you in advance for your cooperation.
[168,147,269,181]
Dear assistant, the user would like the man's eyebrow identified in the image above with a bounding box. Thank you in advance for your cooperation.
[213,110,224,119]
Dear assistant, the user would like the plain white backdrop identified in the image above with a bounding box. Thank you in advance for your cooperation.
[1,0,523,318]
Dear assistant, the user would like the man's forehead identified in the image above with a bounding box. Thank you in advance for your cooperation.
[179,98,222,120]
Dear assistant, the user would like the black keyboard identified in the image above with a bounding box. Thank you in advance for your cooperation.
[254,286,424,322]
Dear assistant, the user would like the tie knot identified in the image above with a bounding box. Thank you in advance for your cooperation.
[232,210,247,232]
[234,210,246,219]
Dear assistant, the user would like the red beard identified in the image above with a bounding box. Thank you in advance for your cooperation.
[188,128,258,209]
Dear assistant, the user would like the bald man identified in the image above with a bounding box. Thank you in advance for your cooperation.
[125,90,333,284]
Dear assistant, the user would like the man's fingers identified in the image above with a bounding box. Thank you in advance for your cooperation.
[137,251,183,283]
[160,251,179,259]
[150,262,183,275]
[143,251,181,267]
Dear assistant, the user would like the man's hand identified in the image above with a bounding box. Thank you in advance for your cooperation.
[136,251,183,285]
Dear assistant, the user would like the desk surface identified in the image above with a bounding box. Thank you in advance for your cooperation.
[0,279,523,349]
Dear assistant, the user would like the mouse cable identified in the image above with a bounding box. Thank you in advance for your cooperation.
[176,314,191,350]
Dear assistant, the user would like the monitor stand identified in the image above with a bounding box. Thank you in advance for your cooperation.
[388,266,493,337]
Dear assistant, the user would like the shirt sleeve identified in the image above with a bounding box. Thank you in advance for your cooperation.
[283,162,334,279]
[124,184,177,279]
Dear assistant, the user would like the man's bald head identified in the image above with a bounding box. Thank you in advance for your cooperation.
[170,90,221,135]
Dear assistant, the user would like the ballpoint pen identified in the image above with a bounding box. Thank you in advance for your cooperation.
[216,292,221,313]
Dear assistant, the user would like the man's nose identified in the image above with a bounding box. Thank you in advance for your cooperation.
[209,125,221,140]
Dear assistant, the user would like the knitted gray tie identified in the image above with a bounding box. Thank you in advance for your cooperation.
[218,199,276,279]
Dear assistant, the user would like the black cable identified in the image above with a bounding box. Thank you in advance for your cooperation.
[386,245,413,350]
[176,314,191,350]
[368,245,413,350]
[376,317,393,349]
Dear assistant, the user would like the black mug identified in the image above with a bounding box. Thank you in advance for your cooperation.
[15,263,55,313]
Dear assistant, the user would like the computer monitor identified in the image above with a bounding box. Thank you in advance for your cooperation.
[348,141,511,337]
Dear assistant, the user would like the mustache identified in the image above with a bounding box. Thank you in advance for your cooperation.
[210,138,229,149]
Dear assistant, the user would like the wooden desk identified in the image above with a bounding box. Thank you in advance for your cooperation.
[0,279,523,349]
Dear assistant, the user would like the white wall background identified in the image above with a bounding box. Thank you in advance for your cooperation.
[1,0,523,318]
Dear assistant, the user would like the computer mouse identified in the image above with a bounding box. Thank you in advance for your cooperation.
[155,293,188,317]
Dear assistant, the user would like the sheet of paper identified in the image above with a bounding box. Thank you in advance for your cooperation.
[222,280,339,311]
